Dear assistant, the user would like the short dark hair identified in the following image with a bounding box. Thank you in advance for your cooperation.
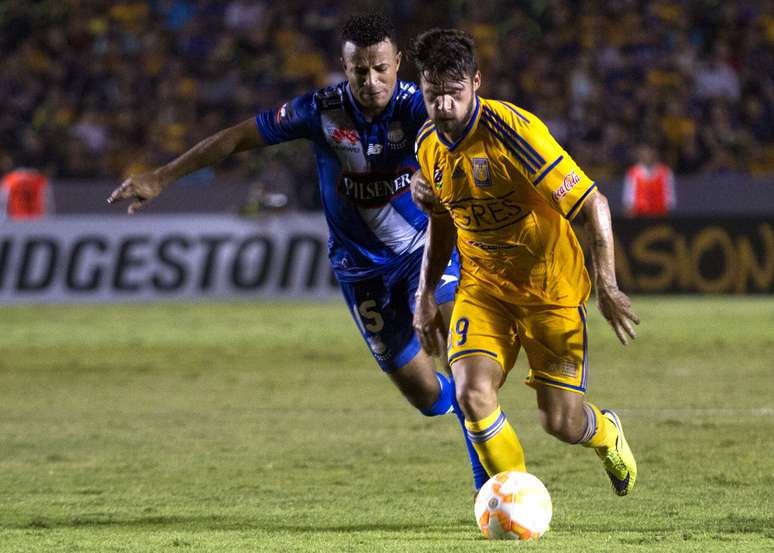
[341,13,397,48]
[410,28,478,83]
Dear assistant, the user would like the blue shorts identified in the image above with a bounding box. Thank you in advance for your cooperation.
[340,249,460,373]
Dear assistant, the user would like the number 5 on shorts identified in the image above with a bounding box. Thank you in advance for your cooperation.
[354,300,385,333]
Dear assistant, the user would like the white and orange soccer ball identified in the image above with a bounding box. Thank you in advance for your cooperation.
[474,471,552,541]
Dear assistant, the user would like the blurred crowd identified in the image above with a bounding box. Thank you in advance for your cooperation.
[1,0,772,210]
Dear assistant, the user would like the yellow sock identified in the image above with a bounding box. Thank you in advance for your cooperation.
[579,402,618,450]
[464,406,526,475]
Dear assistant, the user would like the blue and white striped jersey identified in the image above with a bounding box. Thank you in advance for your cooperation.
[255,80,429,282]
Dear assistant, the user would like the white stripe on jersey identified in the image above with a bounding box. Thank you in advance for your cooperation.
[320,99,425,257]
[359,204,426,255]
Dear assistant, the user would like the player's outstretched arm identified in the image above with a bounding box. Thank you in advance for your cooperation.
[107,118,267,214]
[414,193,456,357]
[579,190,640,345]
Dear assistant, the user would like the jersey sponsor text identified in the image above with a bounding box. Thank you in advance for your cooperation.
[338,170,412,207]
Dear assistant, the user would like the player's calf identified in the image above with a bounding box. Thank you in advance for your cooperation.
[538,405,587,443]
[453,356,526,477]
[389,355,446,413]
[535,384,587,443]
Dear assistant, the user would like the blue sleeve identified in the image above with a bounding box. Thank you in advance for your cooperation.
[409,89,428,125]
[255,91,319,145]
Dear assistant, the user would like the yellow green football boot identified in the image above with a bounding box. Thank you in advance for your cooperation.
[597,409,637,496]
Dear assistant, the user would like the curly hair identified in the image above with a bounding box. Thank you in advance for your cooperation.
[341,13,397,48]
[409,28,478,83]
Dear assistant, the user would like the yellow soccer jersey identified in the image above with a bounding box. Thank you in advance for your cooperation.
[415,97,595,307]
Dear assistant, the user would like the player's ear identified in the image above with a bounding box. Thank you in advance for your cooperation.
[395,50,402,71]
[472,71,481,92]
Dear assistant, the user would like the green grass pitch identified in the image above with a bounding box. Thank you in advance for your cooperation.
[1,297,773,552]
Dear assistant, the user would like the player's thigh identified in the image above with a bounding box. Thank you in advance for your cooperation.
[519,304,589,395]
[339,276,419,374]
[447,284,520,387]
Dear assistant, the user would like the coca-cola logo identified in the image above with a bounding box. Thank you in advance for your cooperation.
[552,171,580,201]
[331,128,359,145]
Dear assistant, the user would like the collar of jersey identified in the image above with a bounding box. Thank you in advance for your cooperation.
[344,81,400,125]
[436,96,481,152]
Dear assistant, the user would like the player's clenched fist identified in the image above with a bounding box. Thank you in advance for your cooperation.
[410,170,438,214]
[107,170,169,214]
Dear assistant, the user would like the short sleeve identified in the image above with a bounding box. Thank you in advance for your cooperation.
[509,111,596,220]
[255,91,319,145]
[531,140,596,220]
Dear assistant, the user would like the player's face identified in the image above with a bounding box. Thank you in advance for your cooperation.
[421,71,481,140]
[341,39,401,117]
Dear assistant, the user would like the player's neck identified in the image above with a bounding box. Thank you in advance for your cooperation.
[360,106,383,122]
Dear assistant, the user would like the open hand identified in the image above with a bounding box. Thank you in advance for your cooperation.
[597,285,640,345]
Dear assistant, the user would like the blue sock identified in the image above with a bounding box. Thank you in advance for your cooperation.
[420,372,455,416]
[421,372,490,489]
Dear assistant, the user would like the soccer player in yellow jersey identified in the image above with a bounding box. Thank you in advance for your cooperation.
[410,29,640,496]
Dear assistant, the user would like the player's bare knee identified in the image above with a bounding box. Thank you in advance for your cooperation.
[456,381,496,421]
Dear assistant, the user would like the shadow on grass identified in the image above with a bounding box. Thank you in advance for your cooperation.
[565,514,774,536]
[11,514,773,540]
[9,515,474,536]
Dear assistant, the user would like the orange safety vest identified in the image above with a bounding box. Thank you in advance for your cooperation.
[623,163,675,216]
[2,170,48,219]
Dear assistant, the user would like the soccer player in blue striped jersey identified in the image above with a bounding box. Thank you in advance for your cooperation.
[107,14,488,491]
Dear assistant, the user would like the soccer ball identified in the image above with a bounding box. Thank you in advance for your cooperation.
[474,471,552,541]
